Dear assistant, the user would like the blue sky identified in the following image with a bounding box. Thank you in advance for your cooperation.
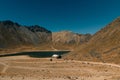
[0,0,120,34]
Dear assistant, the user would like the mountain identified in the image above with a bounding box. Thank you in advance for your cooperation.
[0,20,91,51]
[0,20,52,48]
[52,31,91,50]
[52,31,91,44]
[64,17,120,64]
[1,17,120,64]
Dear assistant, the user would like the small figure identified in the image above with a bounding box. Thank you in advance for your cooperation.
[50,58,52,61]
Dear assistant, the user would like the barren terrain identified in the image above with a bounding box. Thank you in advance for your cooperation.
[0,55,120,80]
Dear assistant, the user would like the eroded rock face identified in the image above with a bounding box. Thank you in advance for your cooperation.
[0,20,52,48]
[52,31,91,45]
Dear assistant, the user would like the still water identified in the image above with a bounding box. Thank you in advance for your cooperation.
[0,51,70,58]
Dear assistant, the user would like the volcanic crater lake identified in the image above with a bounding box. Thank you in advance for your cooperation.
[0,50,70,58]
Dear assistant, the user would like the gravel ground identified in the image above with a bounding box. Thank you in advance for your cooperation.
[0,56,120,80]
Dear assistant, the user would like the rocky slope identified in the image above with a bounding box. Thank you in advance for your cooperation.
[0,20,90,51]
[64,17,120,64]
[52,31,91,45]
[0,20,52,48]
[52,31,91,50]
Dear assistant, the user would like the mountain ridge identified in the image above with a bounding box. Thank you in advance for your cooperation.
[64,17,120,64]
[0,17,120,64]
[0,20,52,48]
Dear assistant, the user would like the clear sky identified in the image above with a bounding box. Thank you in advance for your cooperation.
[0,0,120,34]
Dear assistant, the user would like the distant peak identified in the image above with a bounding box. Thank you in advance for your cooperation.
[0,20,20,26]
[1,20,14,25]
[27,25,51,33]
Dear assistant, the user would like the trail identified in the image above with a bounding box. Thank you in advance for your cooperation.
[76,61,120,68]
[0,62,9,73]
[10,60,120,68]
[11,66,79,70]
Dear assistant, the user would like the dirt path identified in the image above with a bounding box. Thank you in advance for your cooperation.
[76,61,120,68]
[0,62,9,73]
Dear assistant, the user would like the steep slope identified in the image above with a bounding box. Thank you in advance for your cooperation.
[64,17,120,64]
[0,20,52,49]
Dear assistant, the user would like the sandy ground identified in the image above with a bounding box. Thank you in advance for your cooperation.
[0,55,120,80]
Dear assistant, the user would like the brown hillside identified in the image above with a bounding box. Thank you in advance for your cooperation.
[64,17,120,64]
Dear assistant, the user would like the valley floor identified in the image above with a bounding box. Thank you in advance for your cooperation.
[0,56,120,80]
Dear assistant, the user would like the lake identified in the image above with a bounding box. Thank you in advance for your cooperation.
[0,51,70,58]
